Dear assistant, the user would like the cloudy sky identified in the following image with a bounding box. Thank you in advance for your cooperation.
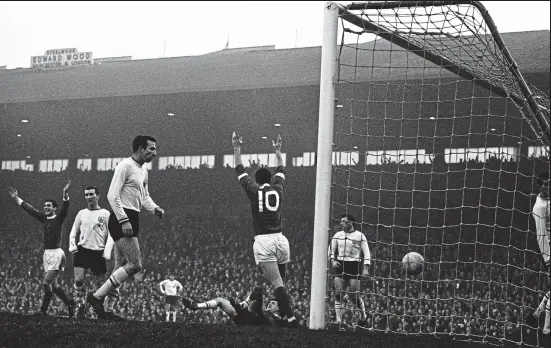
[0,1,549,68]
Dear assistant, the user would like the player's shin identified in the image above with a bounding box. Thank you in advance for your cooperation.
[104,288,120,313]
[74,282,86,306]
[52,283,73,306]
[274,286,295,321]
[94,268,129,299]
[334,293,343,323]
[537,291,550,314]
[544,301,550,334]
[41,284,53,313]
[197,299,218,309]
[356,296,367,321]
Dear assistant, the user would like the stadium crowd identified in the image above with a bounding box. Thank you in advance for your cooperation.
[0,159,548,347]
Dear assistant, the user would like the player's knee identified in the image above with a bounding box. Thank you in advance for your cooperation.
[43,283,52,294]
[74,281,84,291]
[124,263,142,276]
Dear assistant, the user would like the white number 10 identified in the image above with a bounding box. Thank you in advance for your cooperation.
[258,191,280,212]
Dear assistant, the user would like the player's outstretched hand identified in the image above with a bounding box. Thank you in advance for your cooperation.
[272,134,282,151]
[63,180,72,195]
[232,132,243,148]
[155,207,164,219]
[7,186,18,199]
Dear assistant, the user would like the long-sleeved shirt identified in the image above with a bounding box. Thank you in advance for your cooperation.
[107,157,158,225]
[18,198,69,250]
[69,208,114,259]
[236,164,285,236]
[331,230,371,265]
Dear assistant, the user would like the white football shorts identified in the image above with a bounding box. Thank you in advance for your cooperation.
[43,248,66,272]
[253,232,290,265]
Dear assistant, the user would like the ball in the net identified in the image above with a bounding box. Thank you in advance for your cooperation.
[402,252,424,275]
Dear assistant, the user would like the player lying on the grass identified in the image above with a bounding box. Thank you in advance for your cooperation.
[182,287,283,326]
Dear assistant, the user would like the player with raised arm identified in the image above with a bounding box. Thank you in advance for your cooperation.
[531,170,550,334]
[182,286,282,326]
[330,214,370,328]
[159,274,183,322]
[7,181,76,317]
[69,186,114,319]
[87,135,165,320]
[232,132,297,328]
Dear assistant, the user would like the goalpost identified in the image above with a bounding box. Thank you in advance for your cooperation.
[310,1,550,346]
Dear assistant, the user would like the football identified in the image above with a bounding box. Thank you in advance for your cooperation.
[402,252,424,275]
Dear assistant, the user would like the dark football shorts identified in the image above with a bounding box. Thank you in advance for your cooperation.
[108,208,140,241]
[73,246,107,276]
[166,296,178,306]
[335,261,363,280]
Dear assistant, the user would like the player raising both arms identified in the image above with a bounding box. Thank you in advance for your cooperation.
[159,274,183,322]
[182,286,282,326]
[69,186,114,319]
[531,170,550,335]
[7,181,76,317]
[330,214,370,328]
[232,132,297,328]
[87,135,165,320]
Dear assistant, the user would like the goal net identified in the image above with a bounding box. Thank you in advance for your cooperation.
[309,2,550,347]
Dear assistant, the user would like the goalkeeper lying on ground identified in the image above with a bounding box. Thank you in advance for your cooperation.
[182,287,283,326]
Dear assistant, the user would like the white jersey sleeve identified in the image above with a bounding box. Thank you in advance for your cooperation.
[69,210,82,254]
[107,162,131,224]
[360,232,371,265]
[103,234,114,260]
[142,168,158,213]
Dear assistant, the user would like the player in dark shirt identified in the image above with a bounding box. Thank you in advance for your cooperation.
[7,181,76,317]
[232,132,297,328]
[182,287,283,327]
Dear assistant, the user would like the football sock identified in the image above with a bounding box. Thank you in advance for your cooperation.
[52,284,72,306]
[41,284,53,312]
[104,288,120,312]
[94,268,128,298]
[274,286,295,321]
[357,297,367,321]
[335,301,343,323]
[74,282,86,306]
[197,300,218,309]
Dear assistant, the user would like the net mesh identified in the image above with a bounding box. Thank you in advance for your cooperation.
[328,2,550,347]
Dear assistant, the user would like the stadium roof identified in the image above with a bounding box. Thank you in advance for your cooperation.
[0,30,548,104]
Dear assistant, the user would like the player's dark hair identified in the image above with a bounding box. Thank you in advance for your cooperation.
[84,186,99,195]
[45,199,58,208]
[341,213,356,222]
[537,170,550,186]
[255,167,272,185]
[132,135,157,153]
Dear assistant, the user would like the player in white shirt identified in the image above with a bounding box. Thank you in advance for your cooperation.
[69,186,114,319]
[531,170,550,334]
[88,135,165,320]
[159,274,183,322]
[330,214,371,328]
